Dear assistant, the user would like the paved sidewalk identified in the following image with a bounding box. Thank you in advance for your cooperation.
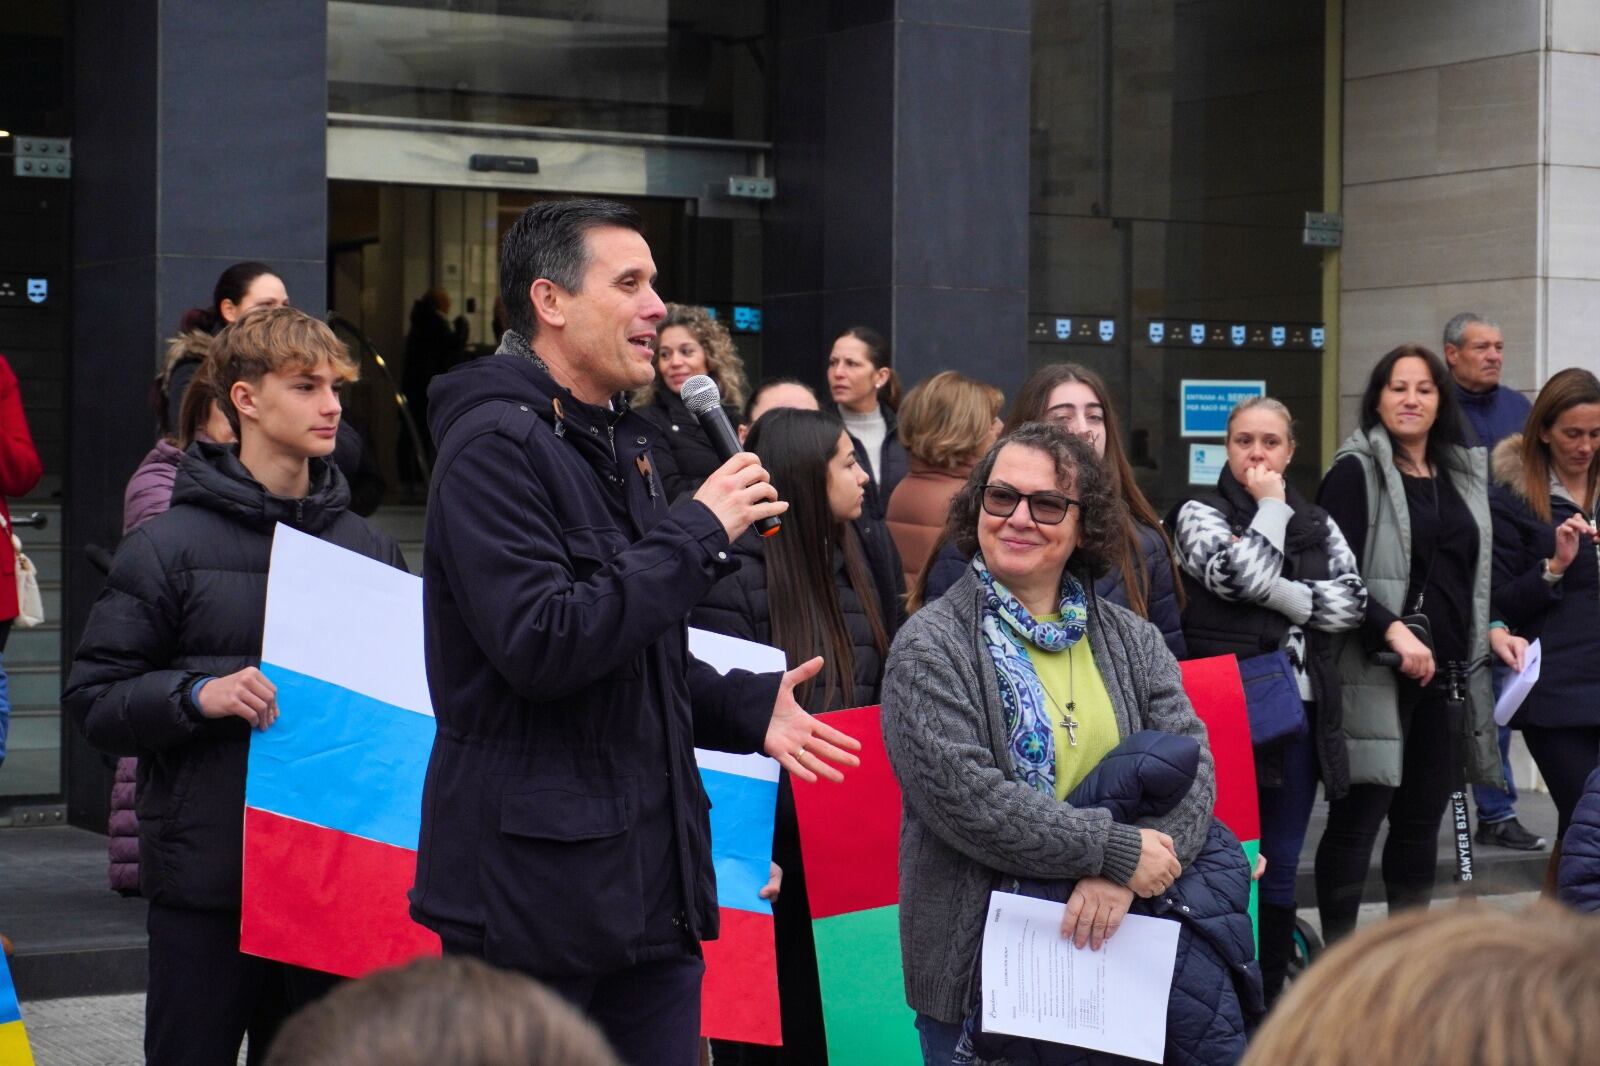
[16,893,1544,1065]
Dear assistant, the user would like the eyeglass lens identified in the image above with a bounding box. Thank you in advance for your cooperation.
[982,486,1070,525]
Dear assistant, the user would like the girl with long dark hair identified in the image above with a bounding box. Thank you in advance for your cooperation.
[692,407,896,1066]
[1314,343,1522,943]
[694,407,892,710]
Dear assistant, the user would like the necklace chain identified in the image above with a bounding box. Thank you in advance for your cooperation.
[1039,645,1078,747]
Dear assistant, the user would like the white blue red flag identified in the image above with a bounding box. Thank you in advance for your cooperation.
[240,526,782,1044]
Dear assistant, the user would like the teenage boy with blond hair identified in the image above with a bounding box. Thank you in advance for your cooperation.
[65,306,405,1066]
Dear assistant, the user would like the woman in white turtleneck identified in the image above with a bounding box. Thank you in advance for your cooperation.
[827,325,907,517]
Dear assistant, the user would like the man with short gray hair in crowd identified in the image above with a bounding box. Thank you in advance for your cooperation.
[1442,311,1544,852]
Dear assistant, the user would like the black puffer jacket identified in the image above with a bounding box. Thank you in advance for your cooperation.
[63,444,404,912]
[691,528,893,714]
[633,389,743,502]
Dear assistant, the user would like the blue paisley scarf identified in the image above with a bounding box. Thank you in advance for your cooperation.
[973,553,1089,798]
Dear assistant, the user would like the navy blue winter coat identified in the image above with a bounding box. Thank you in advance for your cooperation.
[1559,766,1600,913]
[923,522,1188,659]
[1489,436,1600,729]
[968,731,1261,1066]
[409,338,781,977]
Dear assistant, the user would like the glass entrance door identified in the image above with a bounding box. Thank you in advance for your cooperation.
[327,183,764,500]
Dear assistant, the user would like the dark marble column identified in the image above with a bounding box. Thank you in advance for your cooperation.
[765,1,1032,399]
[66,0,327,827]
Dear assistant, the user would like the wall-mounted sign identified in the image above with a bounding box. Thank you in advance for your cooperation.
[702,305,762,334]
[1180,378,1266,437]
[0,275,50,307]
[1029,315,1118,345]
[1188,443,1227,485]
[1146,319,1324,351]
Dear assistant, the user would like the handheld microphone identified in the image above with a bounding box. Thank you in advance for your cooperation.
[680,374,781,537]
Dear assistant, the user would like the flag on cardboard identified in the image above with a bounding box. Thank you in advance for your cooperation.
[790,664,1264,1062]
[0,943,35,1065]
[241,530,782,1041]
[1178,655,1261,931]
[685,629,785,1046]
[790,704,921,1065]
[241,525,440,975]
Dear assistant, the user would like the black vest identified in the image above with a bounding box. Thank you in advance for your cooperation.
[1169,469,1349,796]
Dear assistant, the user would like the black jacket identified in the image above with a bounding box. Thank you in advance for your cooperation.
[691,527,896,714]
[1489,437,1600,729]
[409,337,781,977]
[830,403,909,520]
[632,389,742,502]
[62,444,404,911]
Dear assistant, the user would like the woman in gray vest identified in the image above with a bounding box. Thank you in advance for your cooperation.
[1171,396,1368,1005]
[1313,344,1519,944]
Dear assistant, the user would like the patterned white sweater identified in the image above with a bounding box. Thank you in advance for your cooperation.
[1175,496,1367,698]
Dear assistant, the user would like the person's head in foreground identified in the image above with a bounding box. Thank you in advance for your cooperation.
[1240,901,1600,1066]
[263,955,621,1066]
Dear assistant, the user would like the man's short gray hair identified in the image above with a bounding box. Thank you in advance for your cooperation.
[1443,312,1500,351]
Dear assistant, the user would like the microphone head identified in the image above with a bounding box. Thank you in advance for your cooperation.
[680,374,723,416]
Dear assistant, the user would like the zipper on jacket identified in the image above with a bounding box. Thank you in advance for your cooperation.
[296,498,304,526]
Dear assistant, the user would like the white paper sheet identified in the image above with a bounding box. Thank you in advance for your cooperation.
[1494,638,1542,726]
[979,891,1180,1064]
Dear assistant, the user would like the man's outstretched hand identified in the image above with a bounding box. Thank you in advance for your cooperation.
[762,656,862,783]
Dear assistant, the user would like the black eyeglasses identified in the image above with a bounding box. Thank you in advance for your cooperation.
[980,485,1078,525]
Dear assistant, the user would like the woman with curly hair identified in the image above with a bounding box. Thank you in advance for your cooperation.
[881,422,1219,1062]
[634,303,750,500]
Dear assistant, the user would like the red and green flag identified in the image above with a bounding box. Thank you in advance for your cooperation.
[790,661,1260,1059]
[1178,655,1262,934]
[791,704,920,1064]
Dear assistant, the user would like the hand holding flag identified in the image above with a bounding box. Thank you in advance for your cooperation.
[763,656,863,782]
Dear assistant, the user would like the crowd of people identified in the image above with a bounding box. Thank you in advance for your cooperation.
[50,198,1600,1065]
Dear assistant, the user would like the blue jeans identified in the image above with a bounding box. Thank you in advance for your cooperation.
[1471,665,1517,823]
[916,1014,964,1065]
[1257,705,1322,908]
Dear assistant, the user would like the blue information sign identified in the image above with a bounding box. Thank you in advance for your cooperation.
[1180,379,1266,437]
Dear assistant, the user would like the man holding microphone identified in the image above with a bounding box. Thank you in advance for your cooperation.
[409,199,859,1062]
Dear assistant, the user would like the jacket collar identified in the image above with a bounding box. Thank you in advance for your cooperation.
[171,441,349,534]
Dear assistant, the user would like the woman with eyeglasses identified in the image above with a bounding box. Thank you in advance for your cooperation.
[912,364,1187,660]
[1171,396,1368,1007]
[882,422,1228,1063]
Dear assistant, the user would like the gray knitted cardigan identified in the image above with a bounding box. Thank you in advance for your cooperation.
[881,568,1216,1023]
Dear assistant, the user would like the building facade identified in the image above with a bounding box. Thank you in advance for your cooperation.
[0,0,1589,824]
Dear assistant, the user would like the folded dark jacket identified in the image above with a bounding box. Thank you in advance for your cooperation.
[967,731,1263,1066]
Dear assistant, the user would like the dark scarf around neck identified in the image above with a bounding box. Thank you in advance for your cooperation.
[1215,463,1330,564]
